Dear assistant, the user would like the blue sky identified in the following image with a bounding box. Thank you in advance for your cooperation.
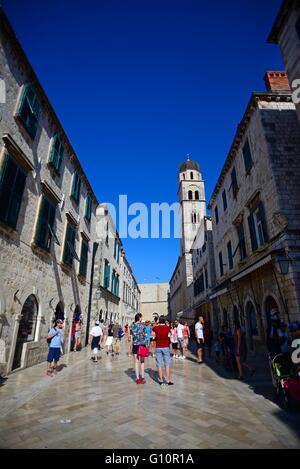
[2,0,283,283]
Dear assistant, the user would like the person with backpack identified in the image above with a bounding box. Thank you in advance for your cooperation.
[46,319,64,376]
[112,322,122,356]
[89,320,103,363]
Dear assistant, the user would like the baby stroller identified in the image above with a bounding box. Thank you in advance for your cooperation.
[268,352,300,409]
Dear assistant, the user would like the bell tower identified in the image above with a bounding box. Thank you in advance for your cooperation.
[178,156,206,256]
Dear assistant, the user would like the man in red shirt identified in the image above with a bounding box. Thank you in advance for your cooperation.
[153,316,174,386]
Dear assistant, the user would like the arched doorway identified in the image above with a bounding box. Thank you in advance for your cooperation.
[55,302,64,321]
[245,301,258,351]
[12,295,38,370]
[265,296,280,338]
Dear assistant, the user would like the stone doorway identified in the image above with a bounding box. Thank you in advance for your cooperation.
[12,295,38,371]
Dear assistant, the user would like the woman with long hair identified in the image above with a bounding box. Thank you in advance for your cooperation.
[130,313,147,384]
[234,319,254,380]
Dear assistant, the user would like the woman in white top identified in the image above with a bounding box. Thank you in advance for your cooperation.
[195,316,205,364]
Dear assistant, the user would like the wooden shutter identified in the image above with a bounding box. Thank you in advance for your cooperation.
[0,154,26,229]
[79,239,89,277]
[34,196,56,251]
[17,84,41,139]
[227,241,233,269]
[243,139,253,173]
[49,136,64,174]
[72,172,81,204]
[257,201,268,243]
[231,168,238,197]
[85,195,92,221]
[63,223,75,265]
[238,223,247,260]
[248,213,258,252]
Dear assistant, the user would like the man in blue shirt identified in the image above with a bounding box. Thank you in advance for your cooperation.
[46,320,64,376]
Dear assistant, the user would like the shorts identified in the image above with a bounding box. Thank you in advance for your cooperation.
[132,344,140,355]
[171,343,178,350]
[91,336,100,351]
[177,338,185,349]
[105,336,113,347]
[47,347,60,363]
[155,347,171,368]
[75,331,81,339]
[196,339,204,349]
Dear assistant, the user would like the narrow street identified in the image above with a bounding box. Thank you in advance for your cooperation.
[0,345,299,449]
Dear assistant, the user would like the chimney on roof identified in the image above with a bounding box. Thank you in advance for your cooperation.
[264,71,291,92]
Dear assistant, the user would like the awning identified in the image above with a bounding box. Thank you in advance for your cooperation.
[231,254,272,283]
[209,288,228,300]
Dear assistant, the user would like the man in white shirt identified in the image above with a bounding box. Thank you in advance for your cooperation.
[175,320,185,359]
[195,316,205,364]
[89,320,103,362]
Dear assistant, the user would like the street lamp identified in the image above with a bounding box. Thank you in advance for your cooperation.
[274,254,290,275]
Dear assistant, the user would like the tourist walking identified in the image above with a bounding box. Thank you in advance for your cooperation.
[175,319,185,359]
[234,319,254,380]
[170,322,179,358]
[112,322,121,356]
[183,321,190,352]
[73,319,82,352]
[195,315,205,364]
[101,320,108,349]
[150,323,156,357]
[145,320,151,348]
[105,323,114,356]
[153,316,174,386]
[130,313,147,384]
[46,319,64,376]
[89,320,103,362]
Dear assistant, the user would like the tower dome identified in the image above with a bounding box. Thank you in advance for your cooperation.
[179,158,201,173]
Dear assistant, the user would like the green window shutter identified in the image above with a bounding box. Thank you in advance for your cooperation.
[222,190,227,211]
[238,223,247,260]
[219,252,224,277]
[257,201,268,243]
[107,264,111,289]
[49,136,64,174]
[248,213,258,252]
[71,172,81,204]
[63,223,76,265]
[231,168,238,197]
[17,84,41,139]
[79,239,89,277]
[243,139,253,173]
[112,271,116,294]
[227,241,233,270]
[85,195,92,221]
[34,196,56,251]
[0,154,26,229]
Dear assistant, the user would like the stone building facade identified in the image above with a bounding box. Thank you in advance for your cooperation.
[92,204,140,327]
[208,73,300,351]
[139,283,169,322]
[268,0,300,123]
[0,9,98,373]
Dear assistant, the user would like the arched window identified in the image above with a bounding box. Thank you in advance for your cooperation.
[190,172,194,180]
[195,191,199,200]
[188,191,193,200]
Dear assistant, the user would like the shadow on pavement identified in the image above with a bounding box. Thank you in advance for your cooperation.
[56,364,68,373]
[188,338,300,438]
[125,368,137,383]
[145,367,159,384]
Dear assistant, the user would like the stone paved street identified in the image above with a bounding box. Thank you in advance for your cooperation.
[0,345,300,449]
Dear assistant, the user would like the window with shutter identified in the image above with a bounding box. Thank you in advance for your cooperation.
[0,154,26,229]
[222,190,227,211]
[237,223,247,260]
[79,238,89,277]
[34,195,56,251]
[227,241,233,270]
[63,223,76,265]
[242,139,253,174]
[104,260,110,289]
[71,172,81,205]
[231,167,239,197]
[219,251,224,277]
[215,206,219,224]
[16,84,41,139]
[49,136,64,175]
[248,213,258,252]
[84,195,92,221]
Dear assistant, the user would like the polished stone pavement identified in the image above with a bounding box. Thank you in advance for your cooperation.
[0,345,300,449]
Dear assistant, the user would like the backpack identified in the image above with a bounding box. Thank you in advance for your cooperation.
[47,330,51,345]
[118,327,124,339]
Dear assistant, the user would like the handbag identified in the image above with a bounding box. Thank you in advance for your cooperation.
[137,345,149,357]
